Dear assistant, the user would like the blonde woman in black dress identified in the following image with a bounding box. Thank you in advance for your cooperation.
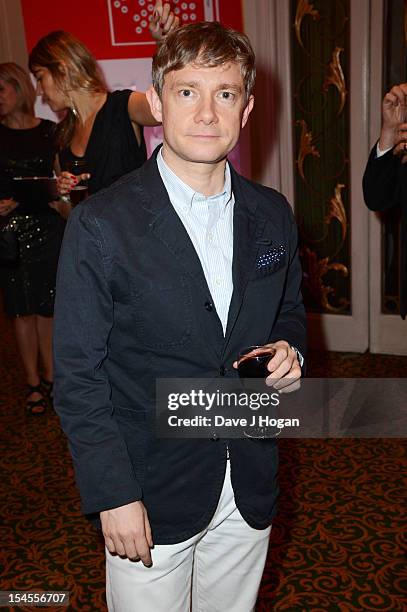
[29,1,179,198]
[0,62,64,414]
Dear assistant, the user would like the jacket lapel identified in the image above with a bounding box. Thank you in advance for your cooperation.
[137,147,215,303]
[223,170,268,351]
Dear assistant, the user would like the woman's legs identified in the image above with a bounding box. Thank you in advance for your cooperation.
[12,314,52,413]
[36,315,53,382]
[13,315,40,387]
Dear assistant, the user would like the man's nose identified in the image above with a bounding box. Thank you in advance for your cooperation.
[194,95,218,124]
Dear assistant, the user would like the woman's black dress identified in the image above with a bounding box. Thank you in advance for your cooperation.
[0,120,65,318]
[59,90,147,195]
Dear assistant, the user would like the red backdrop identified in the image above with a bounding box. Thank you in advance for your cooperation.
[21,0,243,59]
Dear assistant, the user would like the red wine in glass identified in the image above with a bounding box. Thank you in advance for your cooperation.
[69,185,88,206]
[237,346,276,378]
[64,159,89,206]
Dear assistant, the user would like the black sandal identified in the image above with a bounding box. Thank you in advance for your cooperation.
[40,378,54,406]
[26,384,47,415]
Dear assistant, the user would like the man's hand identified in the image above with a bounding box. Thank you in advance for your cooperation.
[0,198,18,217]
[149,0,180,42]
[100,500,153,565]
[234,340,301,393]
[263,341,302,392]
[379,83,407,151]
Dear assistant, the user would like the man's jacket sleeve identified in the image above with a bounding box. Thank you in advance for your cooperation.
[362,145,402,212]
[53,206,142,515]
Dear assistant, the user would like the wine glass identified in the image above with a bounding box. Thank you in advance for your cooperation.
[64,159,89,206]
[237,345,276,379]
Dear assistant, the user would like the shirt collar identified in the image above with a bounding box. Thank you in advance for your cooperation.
[157,147,233,215]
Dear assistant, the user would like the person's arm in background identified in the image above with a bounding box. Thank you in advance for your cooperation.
[127,1,179,127]
[363,83,407,212]
[0,198,18,217]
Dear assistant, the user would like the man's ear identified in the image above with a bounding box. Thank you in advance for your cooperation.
[241,95,254,129]
[146,86,163,122]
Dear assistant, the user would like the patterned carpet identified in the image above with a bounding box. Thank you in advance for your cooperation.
[0,306,406,611]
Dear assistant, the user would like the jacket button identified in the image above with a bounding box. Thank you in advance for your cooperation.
[211,433,218,441]
[219,365,226,376]
[204,301,213,311]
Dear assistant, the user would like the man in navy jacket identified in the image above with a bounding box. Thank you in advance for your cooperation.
[363,81,407,319]
[54,21,306,611]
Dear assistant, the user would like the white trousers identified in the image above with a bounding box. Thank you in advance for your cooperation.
[106,461,271,612]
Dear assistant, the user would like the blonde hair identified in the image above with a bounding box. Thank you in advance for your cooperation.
[29,30,107,148]
[0,62,36,116]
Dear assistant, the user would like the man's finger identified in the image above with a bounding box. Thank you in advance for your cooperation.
[144,513,153,549]
[113,538,126,557]
[266,346,291,373]
[277,376,302,394]
[121,536,139,561]
[134,535,152,566]
[265,358,293,386]
[105,536,116,554]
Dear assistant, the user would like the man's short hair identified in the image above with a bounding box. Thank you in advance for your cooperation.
[152,21,256,102]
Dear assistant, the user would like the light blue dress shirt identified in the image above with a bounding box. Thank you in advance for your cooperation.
[157,149,234,335]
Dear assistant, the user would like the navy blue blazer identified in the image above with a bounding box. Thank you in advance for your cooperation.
[53,148,307,544]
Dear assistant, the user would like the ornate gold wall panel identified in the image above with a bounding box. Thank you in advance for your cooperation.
[291,0,351,314]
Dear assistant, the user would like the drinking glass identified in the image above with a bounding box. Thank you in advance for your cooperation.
[237,345,276,379]
[64,159,89,206]
[237,345,279,439]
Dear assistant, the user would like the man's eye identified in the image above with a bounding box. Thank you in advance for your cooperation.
[180,89,192,97]
[220,91,235,100]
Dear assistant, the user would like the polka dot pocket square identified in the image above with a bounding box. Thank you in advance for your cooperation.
[256,245,286,273]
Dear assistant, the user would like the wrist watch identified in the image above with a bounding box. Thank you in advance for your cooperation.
[290,345,304,368]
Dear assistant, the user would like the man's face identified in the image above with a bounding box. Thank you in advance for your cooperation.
[148,61,254,167]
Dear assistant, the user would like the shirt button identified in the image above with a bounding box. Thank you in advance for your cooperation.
[215,278,221,286]
[204,301,213,312]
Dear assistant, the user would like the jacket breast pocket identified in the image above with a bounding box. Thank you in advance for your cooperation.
[129,274,193,349]
[254,245,287,278]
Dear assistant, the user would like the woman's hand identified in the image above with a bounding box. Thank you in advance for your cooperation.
[0,198,18,217]
[149,0,179,42]
[57,171,90,196]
